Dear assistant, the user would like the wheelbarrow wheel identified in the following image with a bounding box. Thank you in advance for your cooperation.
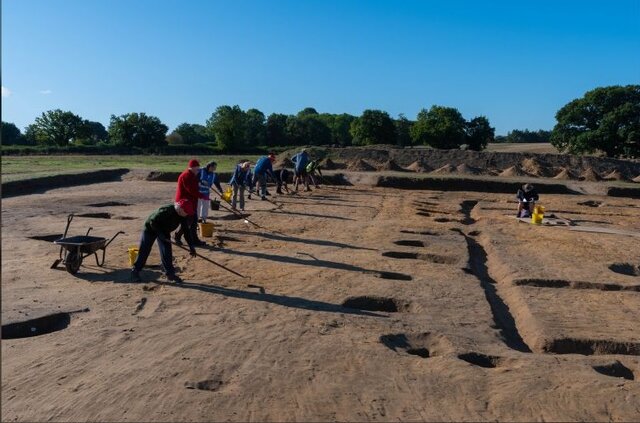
[65,250,82,275]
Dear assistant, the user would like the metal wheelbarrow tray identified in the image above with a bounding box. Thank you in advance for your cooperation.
[52,214,125,274]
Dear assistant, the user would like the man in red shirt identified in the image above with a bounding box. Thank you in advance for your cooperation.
[174,159,205,245]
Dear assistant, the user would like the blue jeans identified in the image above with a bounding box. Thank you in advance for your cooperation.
[133,228,175,277]
[256,173,267,197]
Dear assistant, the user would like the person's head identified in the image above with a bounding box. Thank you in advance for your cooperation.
[188,159,200,175]
[241,161,251,170]
[268,153,276,162]
[205,161,217,172]
[174,199,195,217]
[523,183,534,192]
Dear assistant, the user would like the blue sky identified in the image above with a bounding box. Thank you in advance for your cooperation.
[2,0,639,135]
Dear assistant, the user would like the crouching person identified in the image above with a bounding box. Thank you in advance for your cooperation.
[131,199,197,284]
[516,183,539,218]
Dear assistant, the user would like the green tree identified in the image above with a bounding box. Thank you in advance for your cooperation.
[394,114,413,147]
[550,85,640,157]
[1,121,28,145]
[285,114,331,146]
[166,131,184,145]
[297,107,319,117]
[505,129,551,143]
[266,113,289,146]
[76,120,108,145]
[465,116,494,151]
[319,113,356,146]
[174,123,212,145]
[108,113,168,148]
[350,109,396,146]
[245,108,266,147]
[206,105,247,151]
[411,105,467,149]
[28,109,88,146]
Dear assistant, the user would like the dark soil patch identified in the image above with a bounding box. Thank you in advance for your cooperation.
[609,263,640,277]
[578,200,603,208]
[341,296,406,312]
[87,201,131,207]
[468,230,481,236]
[379,333,432,357]
[460,200,478,225]
[458,352,503,368]
[543,338,640,355]
[400,230,440,236]
[513,278,640,292]
[416,211,431,217]
[382,251,419,259]
[28,234,63,242]
[383,251,458,264]
[377,271,413,281]
[393,240,425,247]
[77,212,112,219]
[434,217,456,223]
[593,361,634,380]
[185,379,223,391]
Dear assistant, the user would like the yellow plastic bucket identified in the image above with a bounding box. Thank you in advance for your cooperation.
[128,247,139,266]
[198,222,215,237]
[221,187,233,203]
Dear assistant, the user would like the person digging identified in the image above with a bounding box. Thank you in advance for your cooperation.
[131,199,197,284]
[254,153,277,200]
[174,158,205,246]
[516,183,539,218]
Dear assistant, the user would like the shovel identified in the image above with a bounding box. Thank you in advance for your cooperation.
[51,214,74,269]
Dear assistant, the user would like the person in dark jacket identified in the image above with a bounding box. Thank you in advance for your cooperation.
[516,183,539,217]
[274,168,291,194]
[131,199,197,284]
[229,161,251,211]
[291,149,311,192]
[253,153,276,200]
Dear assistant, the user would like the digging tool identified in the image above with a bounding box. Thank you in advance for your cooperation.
[172,241,247,279]
[50,214,74,268]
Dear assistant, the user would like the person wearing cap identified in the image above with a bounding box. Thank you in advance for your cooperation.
[253,153,276,200]
[291,149,311,192]
[516,183,539,218]
[228,161,252,211]
[174,159,205,245]
[131,199,197,284]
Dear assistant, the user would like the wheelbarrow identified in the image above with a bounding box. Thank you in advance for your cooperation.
[51,214,125,274]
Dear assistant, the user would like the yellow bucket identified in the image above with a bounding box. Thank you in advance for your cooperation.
[198,222,215,237]
[531,205,544,224]
[221,187,233,203]
[128,247,139,266]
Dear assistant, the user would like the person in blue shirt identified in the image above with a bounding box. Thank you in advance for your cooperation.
[291,149,311,192]
[228,161,251,211]
[253,153,276,200]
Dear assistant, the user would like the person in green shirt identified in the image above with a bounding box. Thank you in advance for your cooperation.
[305,160,323,188]
[131,199,197,283]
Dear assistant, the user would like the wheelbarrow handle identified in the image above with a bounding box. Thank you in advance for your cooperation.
[104,231,125,248]
[63,214,74,239]
[85,227,93,236]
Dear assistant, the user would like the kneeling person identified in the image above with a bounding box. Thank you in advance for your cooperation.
[131,199,197,283]
[516,183,539,218]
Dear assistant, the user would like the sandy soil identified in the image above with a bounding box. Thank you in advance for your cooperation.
[2,178,640,422]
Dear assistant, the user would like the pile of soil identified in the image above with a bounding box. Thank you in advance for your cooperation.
[553,167,579,180]
[456,163,481,175]
[521,158,552,177]
[274,157,294,168]
[405,160,431,173]
[499,165,527,177]
[579,167,602,182]
[603,169,628,181]
[347,159,376,172]
[376,160,406,172]
[431,164,457,174]
[322,158,346,170]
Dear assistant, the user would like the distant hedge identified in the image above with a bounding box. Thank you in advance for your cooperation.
[0,143,290,156]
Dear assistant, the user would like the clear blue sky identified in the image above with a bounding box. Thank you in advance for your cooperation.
[2,0,639,135]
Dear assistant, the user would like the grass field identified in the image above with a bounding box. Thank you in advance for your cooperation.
[485,143,559,154]
[0,155,260,182]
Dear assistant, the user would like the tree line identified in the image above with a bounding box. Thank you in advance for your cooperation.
[2,85,638,157]
[2,105,494,152]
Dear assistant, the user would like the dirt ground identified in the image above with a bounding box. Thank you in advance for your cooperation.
[2,177,640,422]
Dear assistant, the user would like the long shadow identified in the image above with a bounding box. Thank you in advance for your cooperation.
[455,230,531,353]
[71,267,385,318]
[276,199,377,210]
[223,229,377,251]
[261,209,356,221]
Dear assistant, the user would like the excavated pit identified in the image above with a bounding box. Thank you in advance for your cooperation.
[382,251,458,264]
[87,201,131,207]
[609,263,640,277]
[2,313,71,339]
[458,352,503,368]
[543,339,640,356]
[376,271,413,281]
[341,296,406,313]
[393,240,425,247]
[77,212,112,219]
[592,361,634,380]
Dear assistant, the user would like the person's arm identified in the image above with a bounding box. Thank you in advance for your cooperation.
[531,191,539,202]
[181,218,197,256]
[212,174,223,193]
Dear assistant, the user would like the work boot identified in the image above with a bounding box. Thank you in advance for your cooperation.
[130,269,142,283]
[166,274,183,284]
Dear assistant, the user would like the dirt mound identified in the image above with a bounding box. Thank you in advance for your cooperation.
[521,158,552,177]
[405,160,431,173]
[274,157,294,168]
[456,163,481,175]
[579,167,602,182]
[376,160,407,172]
[603,169,628,181]
[553,167,578,180]
[432,164,457,174]
[347,159,376,172]
[499,165,528,177]
[322,158,346,170]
